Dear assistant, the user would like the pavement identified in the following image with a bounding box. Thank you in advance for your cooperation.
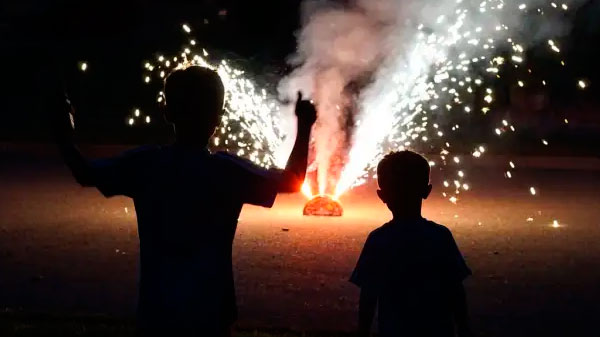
[1,145,600,336]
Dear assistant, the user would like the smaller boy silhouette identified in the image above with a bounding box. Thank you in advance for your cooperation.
[350,151,472,337]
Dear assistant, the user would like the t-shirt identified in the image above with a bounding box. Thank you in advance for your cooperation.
[350,218,471,337]
[90,145,279,333]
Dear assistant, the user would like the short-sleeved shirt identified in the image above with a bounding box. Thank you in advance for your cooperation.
[350,218,471,337]
[90,145,279,333]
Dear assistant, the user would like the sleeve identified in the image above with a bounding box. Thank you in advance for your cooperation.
[442,228,472,282]
[216,152,280,208]
[90,146,154,198]
[349,232,381,289]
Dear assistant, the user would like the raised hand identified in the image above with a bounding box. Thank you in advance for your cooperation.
[50,90,75,142]
[295,91,317,128]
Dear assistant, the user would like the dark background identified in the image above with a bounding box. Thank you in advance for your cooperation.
[1,0,599,152]
[1,0,302,143]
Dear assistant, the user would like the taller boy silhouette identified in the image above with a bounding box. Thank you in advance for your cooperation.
[52,66,317,336]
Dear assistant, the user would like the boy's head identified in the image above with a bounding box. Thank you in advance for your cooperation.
[163,66,225,145]
[376,151,432,211]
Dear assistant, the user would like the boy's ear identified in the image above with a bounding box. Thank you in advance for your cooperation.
[423,183,433,199]
[376,189,386,204]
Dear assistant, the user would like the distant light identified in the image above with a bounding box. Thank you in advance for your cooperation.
[144,76,151,83]
[542,139,548,146]
[518,4,526,10]
[578,80,587,89]
[145,116,151,124]
[128,118,134,126]
[529,187,537,195]
[517,80,524,87]
[182,24,191,33]
[526,217,534,222]
[79,62,88,72]
[551,220,561,228]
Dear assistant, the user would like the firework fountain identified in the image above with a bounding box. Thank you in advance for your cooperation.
[128,0,588,215]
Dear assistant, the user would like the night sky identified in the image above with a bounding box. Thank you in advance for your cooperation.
[1,0,302,143]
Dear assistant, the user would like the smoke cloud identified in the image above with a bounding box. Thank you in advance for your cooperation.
[278,0,586,196]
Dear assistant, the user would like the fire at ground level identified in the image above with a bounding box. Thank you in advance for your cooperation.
[1,149,600,336]
[303,195,343,216]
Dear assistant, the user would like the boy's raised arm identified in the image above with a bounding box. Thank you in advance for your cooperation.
[278,92,317,193]
[51,92,96,187]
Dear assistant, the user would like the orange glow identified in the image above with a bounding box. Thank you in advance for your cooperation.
[301,181,313,198]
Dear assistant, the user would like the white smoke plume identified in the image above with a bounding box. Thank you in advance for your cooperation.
[278,0,586,197]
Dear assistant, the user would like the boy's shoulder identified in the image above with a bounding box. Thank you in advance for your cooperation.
[369,218,453,240]
[213,151,278,177]
[121,144,161,159]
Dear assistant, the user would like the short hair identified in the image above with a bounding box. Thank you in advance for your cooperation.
[377,150,430,191]
[164,66,225,118]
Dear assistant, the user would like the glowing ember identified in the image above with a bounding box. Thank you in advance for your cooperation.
[303,195,343,217]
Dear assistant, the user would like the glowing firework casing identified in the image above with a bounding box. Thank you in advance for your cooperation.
[303,195,343,216]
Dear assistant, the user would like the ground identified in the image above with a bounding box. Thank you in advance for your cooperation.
[1,147,599,336]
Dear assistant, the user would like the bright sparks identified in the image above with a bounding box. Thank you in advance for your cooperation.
[129,0,582,205]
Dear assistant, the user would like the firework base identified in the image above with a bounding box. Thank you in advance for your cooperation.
[303,195,343,216]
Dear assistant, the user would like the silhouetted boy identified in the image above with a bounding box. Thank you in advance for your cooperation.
[350,151,472,337]
[52,66,316,336]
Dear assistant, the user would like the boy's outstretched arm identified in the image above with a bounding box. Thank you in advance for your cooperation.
[358,288,377,337]
[453,282,472,337]
[51,92,95,187]
[278,92,317,193]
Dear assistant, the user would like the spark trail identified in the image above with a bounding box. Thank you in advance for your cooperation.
[130,0,587,204]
